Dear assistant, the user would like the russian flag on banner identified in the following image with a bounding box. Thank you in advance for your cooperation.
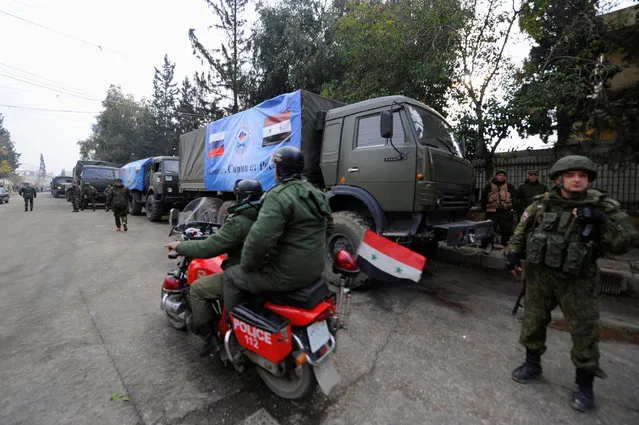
[207,131,225,158]
[356,230,426,283]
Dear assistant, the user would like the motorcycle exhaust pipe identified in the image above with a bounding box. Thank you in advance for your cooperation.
[161,292,186,319]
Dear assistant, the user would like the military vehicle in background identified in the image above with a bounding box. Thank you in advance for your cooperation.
[65,160,121,203]
[50,175,73,198]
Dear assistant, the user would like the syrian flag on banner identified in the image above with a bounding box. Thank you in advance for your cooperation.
[356,230,426,283]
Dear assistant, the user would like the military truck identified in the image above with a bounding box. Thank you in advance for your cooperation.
[179,90,492,286]
[66,160,121,203]
[50,175,73,198]
[120,156,190,222]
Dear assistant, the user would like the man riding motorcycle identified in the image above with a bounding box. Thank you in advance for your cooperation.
[223,146,334,313]
[164,179,263,356]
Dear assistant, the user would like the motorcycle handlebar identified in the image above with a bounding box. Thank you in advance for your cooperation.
[168,250,180,260]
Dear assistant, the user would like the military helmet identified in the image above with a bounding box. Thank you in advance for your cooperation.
[234,179,263,204]
[272,146,305,181]
[549,155,597,181]
[494,169,507,176]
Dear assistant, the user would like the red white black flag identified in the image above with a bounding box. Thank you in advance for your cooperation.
[356,230,426,283]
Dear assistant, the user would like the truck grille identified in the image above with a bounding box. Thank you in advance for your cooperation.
[437,193,470,209]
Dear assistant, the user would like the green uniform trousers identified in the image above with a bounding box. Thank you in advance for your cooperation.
[190,272,224,335]
[112,204,128,228]
[83,194,95,211]
[484,211,514,246]
[24,197,34,211]
[520,265,604,377]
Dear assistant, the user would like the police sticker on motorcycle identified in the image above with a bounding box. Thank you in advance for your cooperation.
[307,320,330,353]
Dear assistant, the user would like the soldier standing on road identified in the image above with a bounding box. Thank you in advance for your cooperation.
[515,170,548,216]
[107,179,131,231]
[164,179,263,357]
[481,169,517,254]
[81,182,96,211]
[69,183,81,212]
[18,182,37,212]
[104,184,113,212]
[505,155,634,412]
[223,146,333,313]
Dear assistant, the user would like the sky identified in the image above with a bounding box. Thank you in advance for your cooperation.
[0,0,636,175]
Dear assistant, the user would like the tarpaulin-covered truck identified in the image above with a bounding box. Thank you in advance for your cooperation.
[179,90,492,287]
[120,156,188,221]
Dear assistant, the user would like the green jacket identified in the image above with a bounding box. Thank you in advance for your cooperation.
[240,179,333,286]
[515,180,548,215]
[83,184,96,196]
[20,186,37,199]
[107,183,131,208]
[507,187,632,276]
[176,203,258,270]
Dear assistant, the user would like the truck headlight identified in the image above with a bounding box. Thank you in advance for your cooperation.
[167,187,173,193]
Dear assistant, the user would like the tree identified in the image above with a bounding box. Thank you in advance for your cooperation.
[174,73,223,136]
[451,0,523,177]
[327,0,466,110]
[250,0,345,102]
[39,154,46,179]
[151,55,179,155]
[60,168,66,177]
[189,0,253,113]
[0,113,21,178]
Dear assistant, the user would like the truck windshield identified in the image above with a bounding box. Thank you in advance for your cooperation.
[408,105,463,157]
[163,160,179,174]
[83,167,119,180]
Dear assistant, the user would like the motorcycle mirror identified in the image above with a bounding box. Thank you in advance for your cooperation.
[169,208,179,226]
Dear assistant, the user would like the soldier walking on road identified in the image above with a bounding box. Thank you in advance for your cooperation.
[82,182,96,211]
[481,169,517,254]
[515,170,548,216]
[69,183,81,212]
[104,184,113,212]
[107,179,131,231]
[505,155,635,412]
[18,182,37,211]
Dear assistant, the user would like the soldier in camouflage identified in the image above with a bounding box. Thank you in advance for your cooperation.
[481,169,517,254]
[515,170,548,216]
[223,146,333,313]
[164,179,262,357]
[505,155,634,412]
[82,182,96,211]
[18,182,37,211]
[69,183,81,212]
[104,184,113,212]
[107,179,131,231]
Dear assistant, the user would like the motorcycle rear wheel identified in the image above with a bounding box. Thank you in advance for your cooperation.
[257,363,316,400]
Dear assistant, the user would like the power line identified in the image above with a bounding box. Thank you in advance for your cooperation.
[0,9,154,65]
[0,61,99,98]
[0,104,98,113]
[0,71,101,102]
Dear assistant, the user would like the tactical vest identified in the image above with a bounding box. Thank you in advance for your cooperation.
[526,196,598,277]
[486,183,512,212]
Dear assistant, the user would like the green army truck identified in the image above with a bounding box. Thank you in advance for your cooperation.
[66,160,121,204]
[178,90,492,287]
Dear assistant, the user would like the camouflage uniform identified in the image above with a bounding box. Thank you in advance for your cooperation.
[481,173,517,246]
[82,183,96,211]
[69,184,81,212]
[176,203,258,336]
[19,184,37,211]
[224,179,333,313]
[104,185,113,212]
[107,181,131,231]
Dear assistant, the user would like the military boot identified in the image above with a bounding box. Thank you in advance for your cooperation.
[122,218,128,232]
[512,350,542,383]
[199,322,221,357]
[571,368,595,412]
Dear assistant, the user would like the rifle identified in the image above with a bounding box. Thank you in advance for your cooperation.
[512,278,526,315]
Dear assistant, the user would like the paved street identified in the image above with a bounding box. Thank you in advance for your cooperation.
[1,195,638,425]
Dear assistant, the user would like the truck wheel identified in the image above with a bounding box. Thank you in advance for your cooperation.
[146,194,164,222]
[129,199,143,215]
[324,211,371,289]
[52,190,58,198]
[216,200,236,225]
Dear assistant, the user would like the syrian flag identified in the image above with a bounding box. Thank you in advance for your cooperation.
[356,230,426,283]
[262,110,292,147]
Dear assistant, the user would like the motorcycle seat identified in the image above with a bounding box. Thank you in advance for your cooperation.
[268,278,333,309]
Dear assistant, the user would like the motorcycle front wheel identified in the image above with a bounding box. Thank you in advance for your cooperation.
[257,362,316,400]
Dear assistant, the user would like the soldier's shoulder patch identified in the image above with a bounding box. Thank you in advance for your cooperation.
[522,211,529,219]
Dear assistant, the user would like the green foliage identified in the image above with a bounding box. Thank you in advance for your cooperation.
[0,113,21,178]
[39,154,46,179]
[151,55,179,155]
[175,73,224,136]
[328,0,465,111]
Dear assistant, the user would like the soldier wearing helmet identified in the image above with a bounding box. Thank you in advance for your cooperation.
[164,178,263,357]
[480,169,517,254]
[223,146,334,313]
[505,155,634,412]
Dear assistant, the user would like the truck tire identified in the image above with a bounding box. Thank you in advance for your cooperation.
[216,200,236,225]
[129,199,143,215]
[146,194,164,222]
[51,189,58,198]
[324,211,371,289]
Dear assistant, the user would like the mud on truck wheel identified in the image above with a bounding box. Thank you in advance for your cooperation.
[324,211,371,289]
[146,194,164,222]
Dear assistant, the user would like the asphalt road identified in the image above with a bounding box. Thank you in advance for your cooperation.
[1,195,638,425]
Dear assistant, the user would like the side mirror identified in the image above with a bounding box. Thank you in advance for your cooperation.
[380,110,393,139]
[169,208,179,226]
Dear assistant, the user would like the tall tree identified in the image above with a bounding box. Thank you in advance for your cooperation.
[0,113,21,178]
[328,0,466,110]
[451,0,523,177]
[39,154,46,179]
[175,73,223,136]
[250,0,345,102]
[151,55,179,155]
[189,0,253,113]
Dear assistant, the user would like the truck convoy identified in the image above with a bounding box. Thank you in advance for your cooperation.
[65,160,121,204]
[120,156,187,222]
[177,90,491,287]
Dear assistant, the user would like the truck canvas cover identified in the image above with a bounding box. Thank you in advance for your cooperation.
[120,158,152,191]
[179,90,344,192]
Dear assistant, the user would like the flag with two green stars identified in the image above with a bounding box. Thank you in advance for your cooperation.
[356,230,426,283]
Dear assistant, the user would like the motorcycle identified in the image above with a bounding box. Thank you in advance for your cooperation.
[160,197,357,400]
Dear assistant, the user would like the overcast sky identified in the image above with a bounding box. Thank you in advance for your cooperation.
[0,0,635,175]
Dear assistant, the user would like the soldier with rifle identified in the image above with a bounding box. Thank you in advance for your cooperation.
[504,155,635,412]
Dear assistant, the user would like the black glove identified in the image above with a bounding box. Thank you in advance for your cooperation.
[505,253,522,271]
[576,207,608,224]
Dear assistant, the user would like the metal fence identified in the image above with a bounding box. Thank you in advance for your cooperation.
[472,149,639,210]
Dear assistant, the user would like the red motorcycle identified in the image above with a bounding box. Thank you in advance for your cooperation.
[161,199,356,400]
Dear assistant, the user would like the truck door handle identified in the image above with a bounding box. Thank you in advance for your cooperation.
[348,167,360,173]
